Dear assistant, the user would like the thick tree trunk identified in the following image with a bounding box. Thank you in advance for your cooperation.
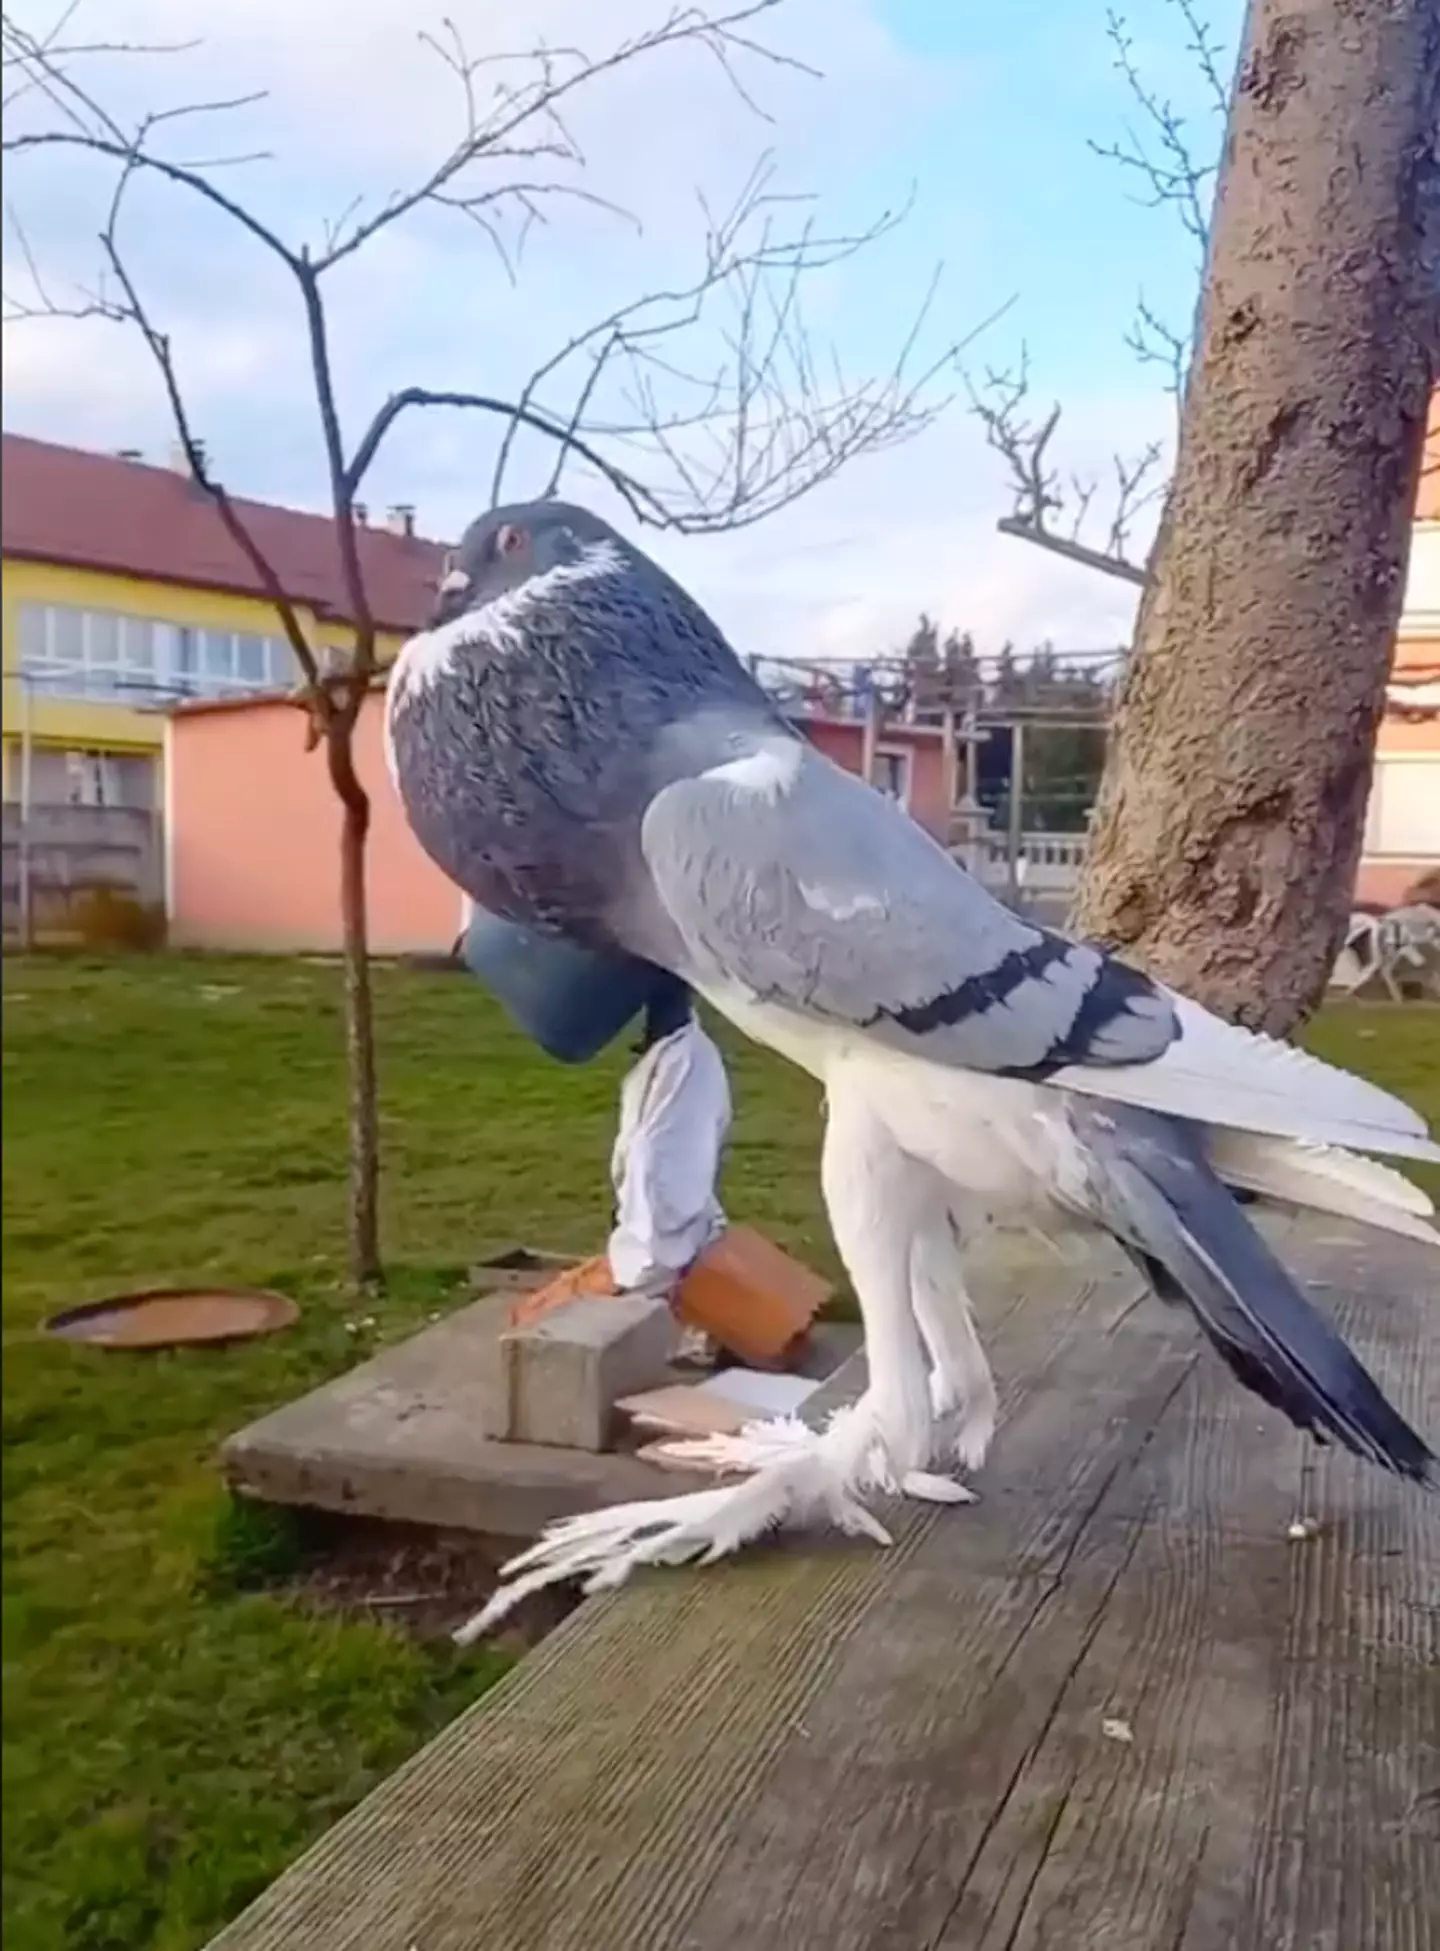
[1073,0,1440,1034]
[328,717,382,1288]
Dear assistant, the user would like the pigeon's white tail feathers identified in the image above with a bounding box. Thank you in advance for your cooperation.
[1056,996,1440,1165]
[1208,1133,1440,1248]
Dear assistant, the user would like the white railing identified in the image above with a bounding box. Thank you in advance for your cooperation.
[980,830,1088,892]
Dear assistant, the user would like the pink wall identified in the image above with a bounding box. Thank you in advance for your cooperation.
[168,691,462,954]
[802,720,949,835]
[1354,860,1433,909]
[167,693,953,955]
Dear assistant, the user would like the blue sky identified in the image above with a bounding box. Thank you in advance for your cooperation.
[2,0,1242,658]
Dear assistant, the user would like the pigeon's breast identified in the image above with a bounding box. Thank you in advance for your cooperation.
[385,651,640,941]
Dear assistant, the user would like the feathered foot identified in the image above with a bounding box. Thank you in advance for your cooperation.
[454,1401,894,1645]
[657,1411,980,1506]
[929,1363,998,1477]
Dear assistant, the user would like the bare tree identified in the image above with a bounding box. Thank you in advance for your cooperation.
[1074,0,1440,1030]
[3,1,978,1284]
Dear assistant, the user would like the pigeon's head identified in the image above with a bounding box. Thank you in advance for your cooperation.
[431,500,626,628]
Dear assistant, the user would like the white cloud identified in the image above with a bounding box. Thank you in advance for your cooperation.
[2,0,1170,658]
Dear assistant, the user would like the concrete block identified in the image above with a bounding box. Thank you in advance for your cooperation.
[492,1292,675,1452]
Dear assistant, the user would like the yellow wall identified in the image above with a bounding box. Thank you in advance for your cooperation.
[1,554,405,792]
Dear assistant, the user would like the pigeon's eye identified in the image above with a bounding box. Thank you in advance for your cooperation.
[494,523,529,559]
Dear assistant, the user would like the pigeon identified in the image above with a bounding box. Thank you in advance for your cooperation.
[385,499,1440,1639]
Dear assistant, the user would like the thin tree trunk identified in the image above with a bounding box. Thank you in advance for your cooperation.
[1073,0,1440,1034]
[328,714,381,1287]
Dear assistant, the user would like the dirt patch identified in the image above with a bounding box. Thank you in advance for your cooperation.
[279,1510,581,1649]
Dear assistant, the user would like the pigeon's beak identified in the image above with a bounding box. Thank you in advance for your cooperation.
[429,568,473,629]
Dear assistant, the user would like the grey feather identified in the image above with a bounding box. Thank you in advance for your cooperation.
[640,744,1176,1076]
[1070,1102,1438,1485]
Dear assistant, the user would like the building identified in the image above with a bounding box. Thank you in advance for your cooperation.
[1355,391,1440,905]
[1,433,445,815]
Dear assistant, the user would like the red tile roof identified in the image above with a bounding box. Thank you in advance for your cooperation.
[1,433,446,636]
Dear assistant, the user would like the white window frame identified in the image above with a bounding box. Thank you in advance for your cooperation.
[16,603,292,703]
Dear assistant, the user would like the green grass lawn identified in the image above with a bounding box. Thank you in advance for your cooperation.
[3,956,1437,1951]
[1,953,831,1951]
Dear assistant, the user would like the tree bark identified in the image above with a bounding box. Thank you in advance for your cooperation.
[1073,0,1440,1034]
[327,713,381,1288]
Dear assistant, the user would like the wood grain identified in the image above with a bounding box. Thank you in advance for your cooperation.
[208,1225,1438,1951]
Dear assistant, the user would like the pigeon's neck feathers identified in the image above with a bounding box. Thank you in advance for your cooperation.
[389,538,628,708]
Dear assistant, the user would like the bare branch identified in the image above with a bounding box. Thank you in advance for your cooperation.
[1105,442,1164,562]
[1172,0,1232,120]
[966,354,1152,586]
[1124,292,1190,437]
[964,350,1064,529]
[482,158,1000,528]
[82,157,321,697]
[311,3,812,274]
[3,126,297,266]
[975,4,1229,588]
[540,334,622,500]
[5,4,988,545]
[1088,4,1222,253]
[346,385,656,526]
[1092,2,1230,416]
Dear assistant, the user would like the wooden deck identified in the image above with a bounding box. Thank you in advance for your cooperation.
[210,1224,1438,1951]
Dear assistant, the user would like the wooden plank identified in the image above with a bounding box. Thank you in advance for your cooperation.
[207,1226,1438,1951]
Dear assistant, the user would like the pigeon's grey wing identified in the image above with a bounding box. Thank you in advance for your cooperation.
[638,743,1177,1077]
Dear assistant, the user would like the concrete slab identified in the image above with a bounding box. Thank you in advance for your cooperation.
[222,1291,861,1540]
[491,1291,674,1451]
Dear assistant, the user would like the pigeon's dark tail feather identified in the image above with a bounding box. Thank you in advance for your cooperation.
[1070,1103,1438,1487]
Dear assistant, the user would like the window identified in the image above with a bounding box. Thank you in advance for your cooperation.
[65,749,114,806]
[267,636,299,685]
[121,617,155,674]
[170,626,194,676]
[873,747,912,808]
[51,607,84,664]
[23,746,155,809]
[18,604,47,662]
[15,603,301,702]
[200,629,234,681]
[84,611,122,699]
[16,605,162,702]
[235,634,269,684]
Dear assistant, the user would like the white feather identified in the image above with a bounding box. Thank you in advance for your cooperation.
[1051,995,1440,1164]
[1208,1131,1440,1247]
[704,738,805,800]
[701,980,1440,1234]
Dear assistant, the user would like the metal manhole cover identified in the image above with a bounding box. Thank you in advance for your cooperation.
[44,1287,299,1350]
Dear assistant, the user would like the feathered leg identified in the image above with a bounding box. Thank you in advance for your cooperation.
[817,1075,937,1488]
[655,1156,990,1503]
[907,1194,997,1494]
[452,1073,932,1643]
